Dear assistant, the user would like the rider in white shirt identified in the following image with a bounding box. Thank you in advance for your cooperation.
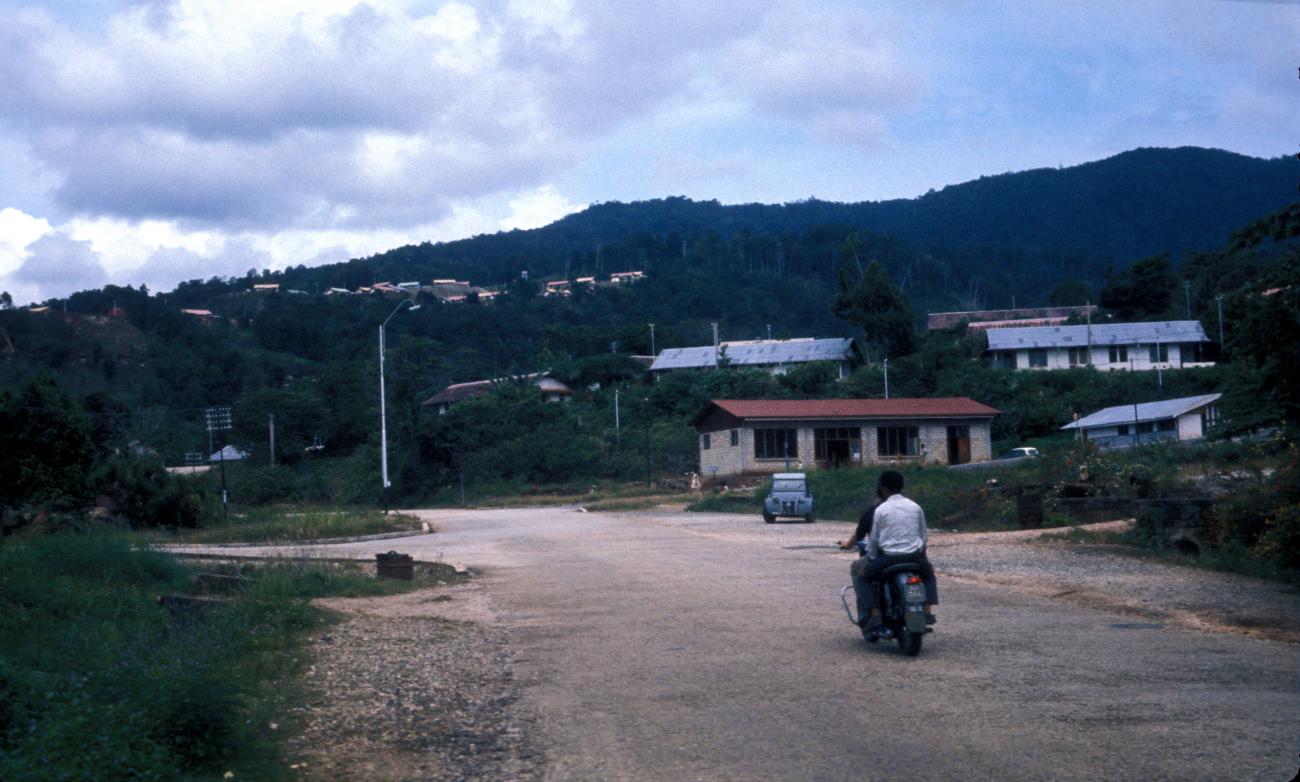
[851,471,938,633]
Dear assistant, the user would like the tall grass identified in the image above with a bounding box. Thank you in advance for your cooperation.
[151,506,419,544]
[0,531,419,781]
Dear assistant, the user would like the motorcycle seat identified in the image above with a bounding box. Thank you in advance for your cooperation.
[880,563,922,577]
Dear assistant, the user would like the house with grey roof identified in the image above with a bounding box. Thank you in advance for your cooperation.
[650,338,857,378]
[421,373,573,415]
[985,320,1213,371]
[1060,393,1222,449]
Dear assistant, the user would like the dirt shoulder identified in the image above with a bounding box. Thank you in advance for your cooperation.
[288,582,543,782]
[928,522,1300,644]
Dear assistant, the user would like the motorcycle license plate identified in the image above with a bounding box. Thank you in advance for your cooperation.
[904,583,926,602]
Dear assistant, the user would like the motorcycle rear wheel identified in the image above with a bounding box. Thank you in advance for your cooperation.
[897,626,923,656]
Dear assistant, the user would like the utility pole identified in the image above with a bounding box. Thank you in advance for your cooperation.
[614,388,620,437]
[1184,280,1192,319]
[1130,355,1139,448]
[1155,340,1163,389]
[1216,295,1225,350]
[766,324,772,341]
[649,323,656,356]
[379,299,420,515]
[269,413,275,466]
[712,322,719,368]
[1085,300,1093,366]
[882,357,890,399]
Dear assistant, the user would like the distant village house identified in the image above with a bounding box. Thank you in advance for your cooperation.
[1061,393,1221,449]
[421,373,574,415]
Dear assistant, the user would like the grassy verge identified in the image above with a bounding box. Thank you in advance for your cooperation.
[425,479,695,512]
[1046,525,1300,586]
[0,530,430,781]
[148,506,421,544]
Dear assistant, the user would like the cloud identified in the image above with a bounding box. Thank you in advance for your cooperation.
[0,207,52,276]
[720,6,923,147]
[500,185,585,231]
[5,231,108,302]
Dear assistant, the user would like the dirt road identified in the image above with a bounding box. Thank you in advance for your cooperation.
[177,508,1300,781]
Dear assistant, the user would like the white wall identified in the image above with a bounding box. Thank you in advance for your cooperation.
[1177,411,1203,441]
[1010,343,1209,372]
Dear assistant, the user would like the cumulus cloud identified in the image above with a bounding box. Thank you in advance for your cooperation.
[721,6,923,146]
[4,0,908,232]
[0,207,52,275]
[4,231,108,302]
[500,185,585,231]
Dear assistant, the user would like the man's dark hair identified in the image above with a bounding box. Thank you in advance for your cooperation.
[879,470,905,493]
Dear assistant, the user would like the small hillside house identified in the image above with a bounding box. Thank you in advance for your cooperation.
[985,320,1213,371]
[693,398,998,478]
[651,338,857,377]
[1060,393,1222,449]
[421,373,573,415]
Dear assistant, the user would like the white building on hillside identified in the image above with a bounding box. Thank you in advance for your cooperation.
[986,320,1213,371]
[650,338,857,377]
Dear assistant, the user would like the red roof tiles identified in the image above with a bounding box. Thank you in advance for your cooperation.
[706,398,999,420]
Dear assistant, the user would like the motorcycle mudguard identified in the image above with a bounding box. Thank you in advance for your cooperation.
[897,573,928,634]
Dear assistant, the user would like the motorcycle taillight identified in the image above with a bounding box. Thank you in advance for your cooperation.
[906,575,922,585]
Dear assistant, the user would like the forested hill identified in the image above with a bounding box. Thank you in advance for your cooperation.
[289,143,1294,298]
[522,147,1291,250]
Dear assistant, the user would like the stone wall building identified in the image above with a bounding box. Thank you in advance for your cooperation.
[692,398,999,478]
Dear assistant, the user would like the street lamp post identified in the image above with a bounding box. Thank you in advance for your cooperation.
[379,299,420,514]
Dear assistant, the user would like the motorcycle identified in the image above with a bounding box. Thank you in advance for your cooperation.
[840,542,930,656]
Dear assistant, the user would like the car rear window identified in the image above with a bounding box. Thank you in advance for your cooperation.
[772,479,805,492]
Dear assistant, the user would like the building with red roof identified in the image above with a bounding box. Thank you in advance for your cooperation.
[692,397,998,477]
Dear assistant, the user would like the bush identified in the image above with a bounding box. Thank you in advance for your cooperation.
[1253,503,1300,570]
[92,456,205,528]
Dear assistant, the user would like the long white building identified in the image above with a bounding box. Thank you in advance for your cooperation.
[985,320,1213,371]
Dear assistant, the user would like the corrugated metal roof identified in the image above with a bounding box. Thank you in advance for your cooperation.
[650,338,853,371]
[421,373,574,406]
[1060,393,1221,430]
[705,398,1000,421]
[986,320,1209,351]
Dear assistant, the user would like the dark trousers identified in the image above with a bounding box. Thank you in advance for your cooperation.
[851,550,938,622]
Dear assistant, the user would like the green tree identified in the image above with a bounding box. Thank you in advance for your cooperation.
[1099,254,1176,319]
[833,258,916,358]
[0,374,95,510]
[1049,278,1094,306]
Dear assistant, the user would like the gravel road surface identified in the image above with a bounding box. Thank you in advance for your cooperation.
[173,508,1299,781]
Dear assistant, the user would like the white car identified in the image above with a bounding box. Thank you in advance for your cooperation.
[1005,447,1040,459]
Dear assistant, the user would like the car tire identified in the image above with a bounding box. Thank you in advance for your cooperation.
[763,513,775,524]
[804,514,814,523]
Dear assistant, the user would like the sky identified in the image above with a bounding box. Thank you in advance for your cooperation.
[0,0,1295,304]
